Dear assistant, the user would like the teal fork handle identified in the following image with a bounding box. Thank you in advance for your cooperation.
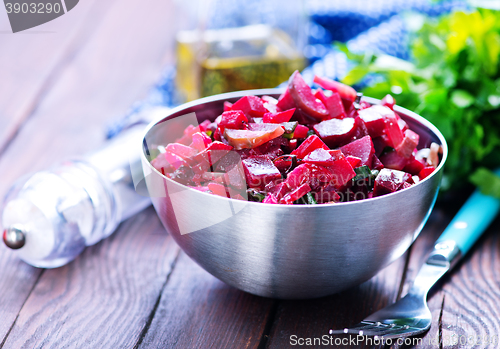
[437,171,500,255]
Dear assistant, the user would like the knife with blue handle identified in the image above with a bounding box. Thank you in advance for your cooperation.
[432,169,500,267]
[330,172,500,339]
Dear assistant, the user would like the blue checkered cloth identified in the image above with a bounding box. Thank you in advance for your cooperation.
[106,0,466,138]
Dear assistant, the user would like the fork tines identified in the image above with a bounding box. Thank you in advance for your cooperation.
[329,321,416,339]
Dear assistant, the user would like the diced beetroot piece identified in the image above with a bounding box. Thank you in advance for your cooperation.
[396,129,420,158]
[208,182,230,198]
[352,116,369,140]
[176,124,200,145]
[373,168,409,197]
[290,109,319,126]
[287,139,298,152]
[224,101,233,111]
[262,96,280,114]
[267,182,289,200]
[213,127,222,141]
[224,125,284,150]
[263,193,279,204]
[165,143,198,160]
[191,161,210,175]
[371,154,385,171]
[263,108,296,123]
[293,124,309,139]
[313,117,357,148]
[360,101,371,109]
[383,110,404,148]
[418,166,435,180]
[201,172,224,182]
[288,71,329,120]
[303,148,335,166]
[315,184,341,203]
[214,151,242,172]
[218,110,248,132]
[381,94,396,110]
[247,136,284,160]
[328,149,345,160]
[346,156,362,168]
[372,135,391,156]
[345,103,359,119]
[151,153,174,174]
[291,135,329,158]
[281,183,311,203]
[263,102,279,114]
[232,95,267,118]
[313,75,357,109]
[400,182,412,190]
[397,119,408,133]
[224,165,246,190]
[285,164,312,190]
[242,156,282,190]
[365,106,402,143]
[327,157,356,188]
[273,158,292,173]
[198,120,212,132]
[314,89,345,119]
[306,163,337,189]
[403,156,425,175]
[192,141,233,174]
[277,88,296,111]
[262,95,279,105]
[164,151,190,170]
[206,141,233,151]
[358,107,386,138]
[190,132,212,151]
[379,149,409,171]
[339,135,375,167]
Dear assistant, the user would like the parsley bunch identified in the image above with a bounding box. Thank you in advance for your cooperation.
[338,9,500,195]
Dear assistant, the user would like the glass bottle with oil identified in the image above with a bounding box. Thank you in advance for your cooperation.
[175,0,307,101]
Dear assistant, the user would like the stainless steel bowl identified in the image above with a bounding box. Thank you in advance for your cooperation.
[140,89,447,299]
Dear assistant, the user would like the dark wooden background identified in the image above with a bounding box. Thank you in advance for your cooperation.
[1,1,499,348]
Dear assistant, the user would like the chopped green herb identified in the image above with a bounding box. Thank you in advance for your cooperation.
[336,9,500,193]
[306,192,318,204]
[281,121,298,134]
[247,189,265,202]
[352,165,373,182]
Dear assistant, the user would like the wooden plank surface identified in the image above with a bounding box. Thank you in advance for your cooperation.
[138,253,276,349]
[264,243,409,349]
[0,0,122,341]
[0,0,117,153]
[2,208,179,349]
[0,0,178,347]
[395,193,500,349]
[1,2,499,348]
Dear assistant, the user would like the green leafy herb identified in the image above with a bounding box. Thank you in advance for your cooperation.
[306,192,318,204]
[352,165,373,182]
[336,9,500,195]
[247,189,265,202]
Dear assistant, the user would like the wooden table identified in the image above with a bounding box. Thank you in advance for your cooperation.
[1,2,499,348]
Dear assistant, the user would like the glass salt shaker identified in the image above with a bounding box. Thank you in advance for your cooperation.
[1,118,156,268]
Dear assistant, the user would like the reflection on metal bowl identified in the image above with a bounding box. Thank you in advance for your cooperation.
[140,89,447,299]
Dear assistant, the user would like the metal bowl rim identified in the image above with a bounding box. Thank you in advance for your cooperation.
[141,88,448,207]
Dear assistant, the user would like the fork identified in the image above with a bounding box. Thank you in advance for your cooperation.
[330,186,500,339]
